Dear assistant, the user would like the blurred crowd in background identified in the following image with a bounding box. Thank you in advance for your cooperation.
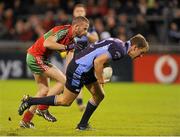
[0,0,180,44]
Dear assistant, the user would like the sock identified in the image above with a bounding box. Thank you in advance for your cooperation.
[28,95,56,106]
[22,110,34,122]
[37,105,49,110]
[78,101,97,126]
[76,98,83,105]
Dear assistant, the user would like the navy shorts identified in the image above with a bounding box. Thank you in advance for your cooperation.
[65,59,97,94]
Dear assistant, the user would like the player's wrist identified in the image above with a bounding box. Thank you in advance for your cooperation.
[65,44,75,51]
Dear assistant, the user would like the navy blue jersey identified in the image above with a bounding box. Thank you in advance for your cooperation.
[74,25,97,54]
[65,38,131,93]
[74,35,88,53]
[74,38,131,73]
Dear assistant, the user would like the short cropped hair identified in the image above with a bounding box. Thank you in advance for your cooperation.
[130,34,149,51]
[72,16,89,25]
[74,4,86,10]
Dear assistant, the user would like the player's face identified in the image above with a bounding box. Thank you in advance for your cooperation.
[128,45,147,59]
[73,7,86,17]
[75,22,89,37]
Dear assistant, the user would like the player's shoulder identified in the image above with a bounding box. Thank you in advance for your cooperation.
[108,37,123,43]
[52,25,72,32]
[105,38,124,46]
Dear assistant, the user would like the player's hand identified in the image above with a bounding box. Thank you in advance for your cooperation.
[65,44,75,51]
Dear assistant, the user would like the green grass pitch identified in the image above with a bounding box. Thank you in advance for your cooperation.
[0,80,180,136]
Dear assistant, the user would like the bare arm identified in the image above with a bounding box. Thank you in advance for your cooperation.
[64,50,74,72]
[43,35,66,51]
[94,53,110,84]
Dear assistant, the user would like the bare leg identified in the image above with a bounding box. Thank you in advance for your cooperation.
[20,74,49,128]
[76,90,86,111]
[29,74,49,113]
[44,65,66,96]
[19,86,79,114]
[21,65,66,125]
[55,87,78,106]
[85,82,105,105]
[35,65,66,121]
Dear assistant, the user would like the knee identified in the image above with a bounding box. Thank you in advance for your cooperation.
[38,87,49,96]
[56,78,66,85]
[63,101,73,106]
[56,98,73,106]
[57,82,64,89]
[94,93,105,104]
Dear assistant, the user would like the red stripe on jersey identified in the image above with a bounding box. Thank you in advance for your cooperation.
[35,56,49,72]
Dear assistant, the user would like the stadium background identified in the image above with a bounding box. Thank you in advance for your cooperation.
[0,0,180,136]
[0,0,180,83]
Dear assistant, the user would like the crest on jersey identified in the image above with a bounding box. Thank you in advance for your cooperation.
[54,29,69,41]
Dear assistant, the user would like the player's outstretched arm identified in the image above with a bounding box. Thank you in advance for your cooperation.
[94,53,110,84]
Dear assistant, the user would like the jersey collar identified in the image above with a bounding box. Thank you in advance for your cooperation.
[124,40,131,53]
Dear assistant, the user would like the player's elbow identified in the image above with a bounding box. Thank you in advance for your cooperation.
[44,36,55,48]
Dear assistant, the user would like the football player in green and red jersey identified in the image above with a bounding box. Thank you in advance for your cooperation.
[19,16,89,128]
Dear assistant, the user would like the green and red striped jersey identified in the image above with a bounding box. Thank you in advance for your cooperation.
[28,25,74,57]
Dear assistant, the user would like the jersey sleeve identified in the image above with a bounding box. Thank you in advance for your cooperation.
[108,44,122,61]
[54,29,69,42]
[44,29,53,40]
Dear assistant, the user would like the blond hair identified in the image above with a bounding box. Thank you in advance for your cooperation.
[130,34,149,51]
[72,16,89,25]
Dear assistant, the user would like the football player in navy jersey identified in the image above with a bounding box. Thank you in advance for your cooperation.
[18,34,149,130]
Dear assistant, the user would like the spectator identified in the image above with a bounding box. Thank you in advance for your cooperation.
[55,10,70,25]
[0,22,9,40]
[138,0,147,15]
[97,0,109,16]
[4,8,15,32]
[134,14,149,38]
[14,20,34,41]
[105,16,117,37]
[169,22,180,43]
[120,0,140,15]
[28,15,45,37]
[43,10,55,31]
[0,0,179,44]
[94,18,111,40]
